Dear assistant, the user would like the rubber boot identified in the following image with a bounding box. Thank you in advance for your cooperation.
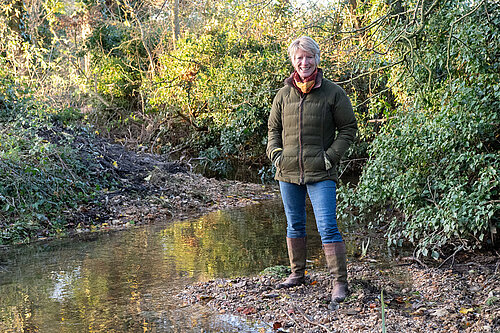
[323,242,349,303]
[277,237,306,288]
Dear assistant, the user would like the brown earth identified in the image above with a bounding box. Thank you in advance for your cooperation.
[38,126,281,237]
[178,251,499,333]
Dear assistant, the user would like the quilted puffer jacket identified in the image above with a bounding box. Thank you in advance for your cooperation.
[266,70,357,184]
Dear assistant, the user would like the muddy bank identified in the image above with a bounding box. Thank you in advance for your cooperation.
[71,166,280,234]
[35,126,280,239]
[177,252,499,333]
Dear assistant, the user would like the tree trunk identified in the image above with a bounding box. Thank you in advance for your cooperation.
[172,0,180,47]
[5,0,26,75]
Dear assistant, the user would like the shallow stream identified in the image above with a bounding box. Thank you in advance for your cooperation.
[0,199,404,332]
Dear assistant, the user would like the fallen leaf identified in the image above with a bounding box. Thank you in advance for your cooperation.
[310,280,318,285]
[459,307,474,314]
[273,322,282,330]
[430,308,449,317]
[241,307,257,315]
[198,295,213,301]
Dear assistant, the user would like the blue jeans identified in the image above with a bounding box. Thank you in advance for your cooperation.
[279,180,342,243]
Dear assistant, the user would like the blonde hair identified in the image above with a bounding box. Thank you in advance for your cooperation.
[287,36,321,65]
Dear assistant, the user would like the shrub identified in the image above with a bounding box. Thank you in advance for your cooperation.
[338,1,500,255]
[0,76,112,244]
[151,30,289,176]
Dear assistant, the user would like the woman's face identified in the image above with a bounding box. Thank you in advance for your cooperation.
[292,48,317,80]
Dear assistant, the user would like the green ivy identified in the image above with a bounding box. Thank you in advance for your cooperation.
[339,1,500,255]
[0,75,113,244]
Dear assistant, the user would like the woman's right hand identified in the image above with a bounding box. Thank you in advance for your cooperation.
[273,152,282,169]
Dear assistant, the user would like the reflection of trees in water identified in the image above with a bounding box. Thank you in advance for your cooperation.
[160,201,326,280]
[0,227,176,332]
[0,288,40,332]
[0,200,326,331]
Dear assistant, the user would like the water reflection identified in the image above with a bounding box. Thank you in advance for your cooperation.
[158,201,326,280]
[0,199,327,332]
[0,198,406,332]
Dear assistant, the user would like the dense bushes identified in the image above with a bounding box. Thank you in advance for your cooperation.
[0,74,112,244]
[338,0,500,255]
[150,31,290,176]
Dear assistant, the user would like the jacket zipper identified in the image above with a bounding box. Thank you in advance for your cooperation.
[298,95,305,184]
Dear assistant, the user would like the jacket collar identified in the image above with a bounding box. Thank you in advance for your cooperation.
[285,68,323,92]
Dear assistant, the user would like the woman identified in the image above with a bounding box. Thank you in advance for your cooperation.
[267,36,357,304]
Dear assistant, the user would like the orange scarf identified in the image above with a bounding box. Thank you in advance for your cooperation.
[293,69,318,94]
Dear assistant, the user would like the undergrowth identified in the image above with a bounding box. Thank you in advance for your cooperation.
[338,1,500,256]
[0,77,114,245]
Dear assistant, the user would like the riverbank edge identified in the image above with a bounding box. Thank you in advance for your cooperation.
[1,170,281,249]
[177,253,499,333]
[0,125,281,249]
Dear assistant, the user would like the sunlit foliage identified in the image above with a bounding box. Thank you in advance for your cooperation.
[0,0,498,252]
[150,29,289,176]
[338,0,500,255]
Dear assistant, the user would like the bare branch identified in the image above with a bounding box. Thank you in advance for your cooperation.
[446,0,486,81]
[336,51,409,85]
[122,0,155,75]
[354,70,405,108]
[425,0,441,17]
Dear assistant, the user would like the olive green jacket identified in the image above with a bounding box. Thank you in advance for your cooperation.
[267,71,357,184]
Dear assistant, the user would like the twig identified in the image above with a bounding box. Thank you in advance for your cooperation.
[438,246,463,269]
[354,69,406,109]
[338,160,351,179]
[336,52,409,84]
[367,117,397,123]
[279,306,304,330]
[381,289,387,333]
[154,0,168,20]
[361,238,371,259]
[295,306,333,333]
[462,262,482,267]
[334,0,403,35]
[339,157,368,164]
[401,256,428,269]
[424,0,440,17]
[55,152,78,182]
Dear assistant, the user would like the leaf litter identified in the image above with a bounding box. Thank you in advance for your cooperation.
[178,253,499,332]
